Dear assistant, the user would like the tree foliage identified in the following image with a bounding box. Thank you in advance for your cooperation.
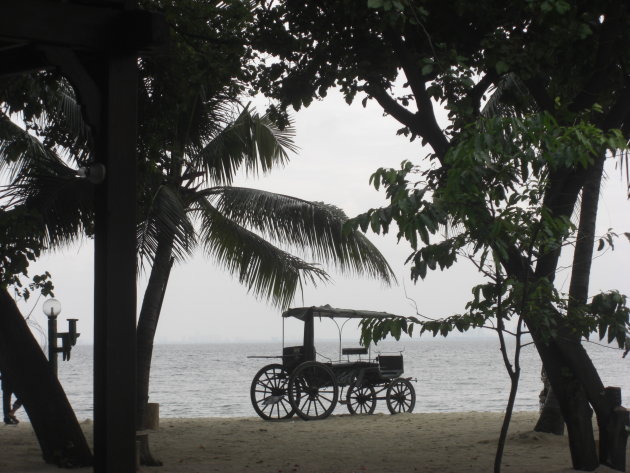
[252,1,630,469]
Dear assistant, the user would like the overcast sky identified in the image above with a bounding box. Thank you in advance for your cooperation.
[16,89,630,345]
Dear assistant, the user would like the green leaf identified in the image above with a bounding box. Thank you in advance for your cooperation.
[495,60,509,75]
[392,0,404,11]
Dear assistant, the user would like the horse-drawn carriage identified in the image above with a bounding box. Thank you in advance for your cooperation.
[249,305,416,421]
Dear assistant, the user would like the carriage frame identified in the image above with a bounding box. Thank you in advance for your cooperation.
[249,305,416,421]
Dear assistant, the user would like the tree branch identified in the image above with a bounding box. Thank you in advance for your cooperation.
[363,82,418,130]
[523,77,555,113]
[601,75,630,130]
[382,31,450,158]
[569,8,624,114]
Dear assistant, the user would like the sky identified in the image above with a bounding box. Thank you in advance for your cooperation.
[15,89,630,345]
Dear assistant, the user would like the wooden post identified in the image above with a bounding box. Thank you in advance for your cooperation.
[600,387,629,471]
[93,53,138,473]
[144,403,160,431]
[303,309,315,362]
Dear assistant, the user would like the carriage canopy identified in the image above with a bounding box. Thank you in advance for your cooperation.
[282,304,409,321]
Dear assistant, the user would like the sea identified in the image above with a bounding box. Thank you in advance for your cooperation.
[23,337,630,420]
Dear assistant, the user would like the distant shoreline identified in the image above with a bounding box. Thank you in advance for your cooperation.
[0,411,619,473]
[71,335,503,346]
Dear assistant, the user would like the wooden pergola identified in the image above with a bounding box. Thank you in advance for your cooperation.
[0,1,167,472]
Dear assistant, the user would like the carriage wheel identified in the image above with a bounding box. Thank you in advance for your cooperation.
[250,364,295,421]
[386,378,416,414]
[346,382,376,415]
[288,361,338,420]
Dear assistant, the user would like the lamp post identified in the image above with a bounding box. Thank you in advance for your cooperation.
[42,299,80,375]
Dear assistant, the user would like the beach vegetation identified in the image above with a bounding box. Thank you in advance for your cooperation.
[251,1,630,471]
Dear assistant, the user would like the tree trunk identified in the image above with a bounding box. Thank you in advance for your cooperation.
[136,235,174,466]
[531,331,599,470]
[0,288,92,467]
[567,155,604,316]
[521,157,612,470]
[535,368,565,435]
[494,370,519,473]
[563,154,628,468]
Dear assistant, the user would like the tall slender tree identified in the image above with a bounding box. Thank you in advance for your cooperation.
[133,102,394,464]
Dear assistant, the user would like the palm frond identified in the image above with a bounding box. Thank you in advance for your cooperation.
[193,106,296,186]
[41,80,93,165]
[137,184,197,270]
[201,187,396,285]
[2,158,93,248]
[0,74,92,168]
[0,114,67,182]
[482,73,535,118]
[196,197,329,308]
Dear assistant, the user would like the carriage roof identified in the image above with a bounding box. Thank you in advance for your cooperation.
[282,305,408,321]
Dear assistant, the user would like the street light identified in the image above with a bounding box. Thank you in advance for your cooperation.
[42,299,80,375]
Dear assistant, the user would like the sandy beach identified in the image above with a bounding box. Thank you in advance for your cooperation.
[0,412,626,473]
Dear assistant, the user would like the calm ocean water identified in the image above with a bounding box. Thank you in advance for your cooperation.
[21,337,630,420]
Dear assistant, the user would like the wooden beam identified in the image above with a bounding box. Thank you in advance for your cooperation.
[0,45,50,76]
[0,1,167,53]
[43,47,102,133]
[92,54,138,473]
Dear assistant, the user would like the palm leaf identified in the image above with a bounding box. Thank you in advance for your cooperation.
[137,184,197,270]
[202,186,396,284]
[2,157,93,248]
[195,196,329,308]
[40,79,93,165]
[193,106,296,186]
[0,75,92,168]
[482,73,535,118]
[0,114,66,181]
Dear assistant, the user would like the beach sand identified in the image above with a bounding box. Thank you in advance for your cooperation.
[0,412,626,473]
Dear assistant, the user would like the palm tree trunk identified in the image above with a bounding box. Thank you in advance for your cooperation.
[564,154,627,469]
[136,235,174,466]
[0,288,92,467]
[516,161,607,470]
[567,155,604,313]
[535,154,607,437]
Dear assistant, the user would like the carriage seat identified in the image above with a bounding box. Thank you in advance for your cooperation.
[377,355,404,378]
[342,347,368,355]
[283,345,315,371]
[341,347,368,361]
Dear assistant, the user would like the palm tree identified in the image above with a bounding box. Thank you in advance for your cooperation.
[1,72,395,464]
[133,101,394,463]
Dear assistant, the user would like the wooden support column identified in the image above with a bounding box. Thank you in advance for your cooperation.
[303,310,315,362]
[600,387,629,471]
[93,53,138,473]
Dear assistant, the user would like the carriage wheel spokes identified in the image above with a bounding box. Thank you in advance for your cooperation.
[250,364,295,421]
[346,382,376,415]
[288,361,338,421]
[386,378,416,414]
